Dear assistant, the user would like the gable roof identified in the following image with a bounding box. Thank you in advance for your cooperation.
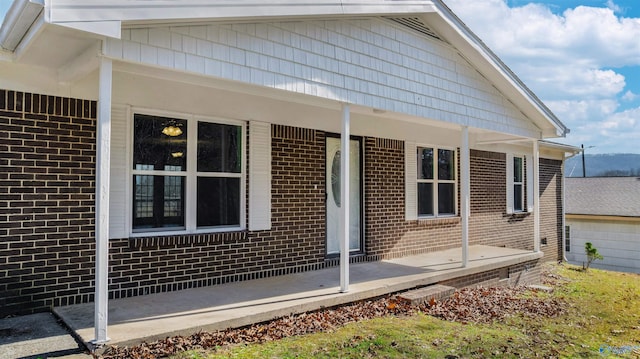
[0,0,568,138]
[566,177,640,218]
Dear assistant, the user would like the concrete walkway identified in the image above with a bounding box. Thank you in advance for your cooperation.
[0,313,89,359]
[54,245,541,350]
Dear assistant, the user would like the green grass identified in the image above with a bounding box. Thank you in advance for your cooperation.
[173,264,640,359]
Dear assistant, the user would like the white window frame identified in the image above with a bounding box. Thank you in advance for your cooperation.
[506,153,533,214]
[565,225,571,252]
[513,155,524,212]
[128,108,246,237]
[416,145,458,218]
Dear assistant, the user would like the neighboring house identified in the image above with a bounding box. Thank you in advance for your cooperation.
[565,177,640,274]
[0,0,576,338]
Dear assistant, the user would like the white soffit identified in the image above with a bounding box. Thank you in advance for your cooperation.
[55,21,121,39]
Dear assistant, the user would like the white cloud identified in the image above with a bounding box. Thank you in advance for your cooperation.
[443,0,640,153]
[622,90,639,101]
[607,0,622,14]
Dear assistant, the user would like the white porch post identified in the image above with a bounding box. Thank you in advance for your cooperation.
[339,104,350,293]
[93,56,112,345]
[533,140,540,253]
[460,126,470,267]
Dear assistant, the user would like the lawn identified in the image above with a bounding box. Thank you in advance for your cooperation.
[172,264,640,359]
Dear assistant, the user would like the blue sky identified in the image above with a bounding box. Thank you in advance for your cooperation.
[1,1,639,153]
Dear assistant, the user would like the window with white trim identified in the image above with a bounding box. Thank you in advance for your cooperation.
[506,153,532,214]
[131,113,244,233]
[513,156,524,212]
[417,147,456,217]
[565,225,571,252]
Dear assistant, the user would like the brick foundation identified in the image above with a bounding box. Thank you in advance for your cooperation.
[439,259,541,289]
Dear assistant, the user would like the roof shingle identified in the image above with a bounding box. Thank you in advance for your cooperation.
[565,177,640,217]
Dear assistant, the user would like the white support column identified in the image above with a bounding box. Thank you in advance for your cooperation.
[339,104,350,293]
[460,126,470,267]
[533,140,540,253]
[92,56,112,346]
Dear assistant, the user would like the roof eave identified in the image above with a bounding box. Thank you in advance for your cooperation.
[48,0,437,30]
[0,0,44,52]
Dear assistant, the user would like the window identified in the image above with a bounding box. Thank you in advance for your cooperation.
[565,226,571,252]
[417,147,456,217]
[506,153,532,214]
[132,113,244,234]
[513,156,524,212]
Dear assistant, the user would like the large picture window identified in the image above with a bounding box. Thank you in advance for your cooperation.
[417,147,456,217]
[132,113,244,233]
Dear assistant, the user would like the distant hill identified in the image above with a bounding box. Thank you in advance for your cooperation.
[565,153,640,177]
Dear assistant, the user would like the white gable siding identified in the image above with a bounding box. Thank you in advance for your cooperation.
[105,18,539,137]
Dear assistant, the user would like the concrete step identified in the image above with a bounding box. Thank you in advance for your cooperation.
[398,284,456,305]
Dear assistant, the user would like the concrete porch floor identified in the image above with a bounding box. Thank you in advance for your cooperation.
[54,245,542,350]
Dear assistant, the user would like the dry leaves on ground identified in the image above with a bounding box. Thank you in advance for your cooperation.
[98,286,565,359]
[99,297,413,359]
[423,287,566,324]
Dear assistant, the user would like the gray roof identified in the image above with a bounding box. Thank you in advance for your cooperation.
[565,177,640,217]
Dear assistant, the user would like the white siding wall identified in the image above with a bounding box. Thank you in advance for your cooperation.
[566,219,640,274]
[104,18,539,138]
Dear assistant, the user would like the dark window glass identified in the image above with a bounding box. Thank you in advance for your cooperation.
[514,183,523,211]
[417,147,434,180]
[438,183,455,214]
[514,157,523,183]
[133,114,187,171]
[438,149,454,180]
[418,183,434,216]
[197,122,242,173]
[197,177,240,227]
[133,175,185,230]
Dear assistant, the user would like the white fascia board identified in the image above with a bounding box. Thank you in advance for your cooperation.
[426,1,568,139]
[48,0,436,25]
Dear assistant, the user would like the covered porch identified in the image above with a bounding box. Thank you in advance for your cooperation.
[55,245,542,350]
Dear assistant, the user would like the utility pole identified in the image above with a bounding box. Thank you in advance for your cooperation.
[581,144,585,177]
[581,144,595,177]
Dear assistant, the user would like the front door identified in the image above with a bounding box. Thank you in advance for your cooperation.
[326,136,362,255]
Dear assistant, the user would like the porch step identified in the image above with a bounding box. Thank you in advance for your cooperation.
[397,284,456,305]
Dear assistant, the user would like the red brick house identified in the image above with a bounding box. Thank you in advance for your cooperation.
[1,0,575,343]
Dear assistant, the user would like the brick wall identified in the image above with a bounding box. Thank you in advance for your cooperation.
[468,150,534,251]
[0,89,563,317]
[0,90,97,316]
[439,259,541,289]
[539,158,563,262]
[363,137,463,259]
[363,145,539,260]
[106,125,329,300]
